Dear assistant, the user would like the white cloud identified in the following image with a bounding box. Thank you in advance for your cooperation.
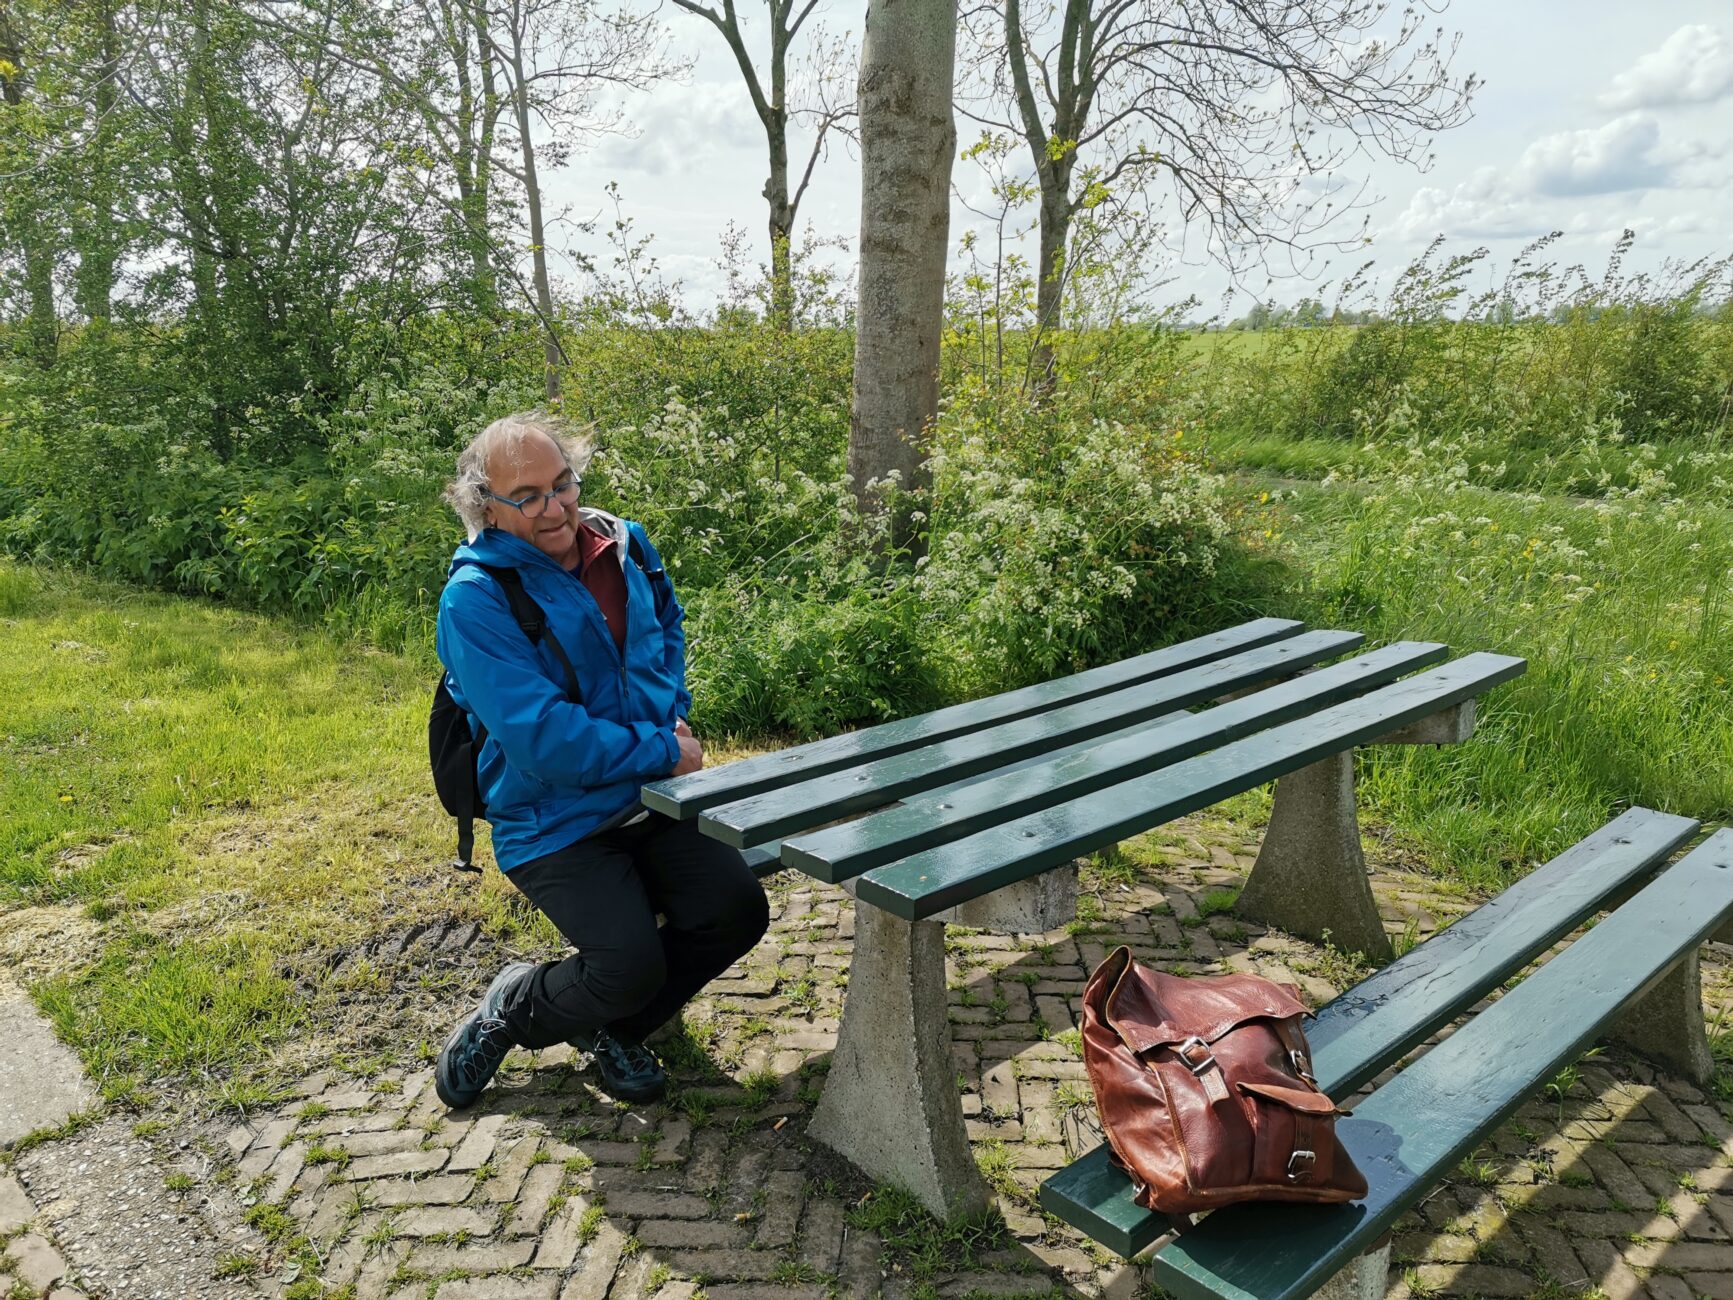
[588,79,762,179]
[1386,167,1553,241]
[1517,113,1675,197]
[1602,24,1733,110]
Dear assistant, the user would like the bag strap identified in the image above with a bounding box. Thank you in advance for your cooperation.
[624,530,673,621]
[1272,1016,1323,1185]
[446,564,579,877]
[456,710,488,873]
[475,564,580,703]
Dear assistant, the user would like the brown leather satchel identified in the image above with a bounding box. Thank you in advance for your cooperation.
[1081,946,1367,1217]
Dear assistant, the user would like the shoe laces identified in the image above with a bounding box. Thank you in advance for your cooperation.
[594,1029,657,1078]
[454,1017,512,1088]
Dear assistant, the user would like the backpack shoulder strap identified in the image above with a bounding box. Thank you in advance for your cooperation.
[624,530,673,621]
[476,563,544,642]
[472,564,580,703]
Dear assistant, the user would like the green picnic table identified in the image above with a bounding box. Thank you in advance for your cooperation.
[641,617,1729,1298]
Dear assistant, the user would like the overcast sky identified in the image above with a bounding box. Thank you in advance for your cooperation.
[539,2,1733,319]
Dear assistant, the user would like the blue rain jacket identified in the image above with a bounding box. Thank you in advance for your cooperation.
[434,510,689,870]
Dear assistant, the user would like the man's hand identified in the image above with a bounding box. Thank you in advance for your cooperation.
[672,718,704,776]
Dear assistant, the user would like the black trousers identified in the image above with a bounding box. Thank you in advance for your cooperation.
[500,813,770,1049]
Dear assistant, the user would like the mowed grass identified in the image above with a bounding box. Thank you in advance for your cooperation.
[0,560,781,1107]
[0,561,551,1106]
[0,561,431,902]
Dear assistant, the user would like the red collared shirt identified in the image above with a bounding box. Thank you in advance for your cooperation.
[575,521,627,654]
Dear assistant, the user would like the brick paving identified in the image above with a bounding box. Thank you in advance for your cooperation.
[11,816,1733,1299]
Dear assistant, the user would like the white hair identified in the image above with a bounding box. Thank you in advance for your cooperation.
[444,411,594,538]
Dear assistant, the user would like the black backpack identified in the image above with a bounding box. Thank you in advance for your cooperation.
[429,540,672,872]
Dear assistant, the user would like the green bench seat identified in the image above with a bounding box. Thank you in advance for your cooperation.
[1040,810,1728,1300]
[698,629,1371,848]
[740,843,782,879]
[775,639,1448,881]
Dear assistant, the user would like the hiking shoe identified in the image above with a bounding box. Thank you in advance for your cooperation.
[575,1026,667,1102]
[435,961,534,1108]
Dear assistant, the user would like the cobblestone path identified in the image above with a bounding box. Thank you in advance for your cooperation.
[7,817,1733,1300]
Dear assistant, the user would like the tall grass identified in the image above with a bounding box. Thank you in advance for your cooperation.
[1187,236,1732,497]
[1242,425,1732,887]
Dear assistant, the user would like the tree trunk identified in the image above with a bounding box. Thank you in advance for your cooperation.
[848,0,956,555]
[0,0,57,367]
[1002,0,1084,396]
[1030,175,1071,393]
[765,9,792,331]
[18,213,56,368]
[505,21,561,401]
[765,112,794,331]
[74,0,121,323]
[451,0,498,313]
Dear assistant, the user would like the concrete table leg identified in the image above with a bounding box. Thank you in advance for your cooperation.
[1609,948,1714,1085]
[808,902,990,1221]
[1313,1242,1390,1300]
[1237,752,1393,964]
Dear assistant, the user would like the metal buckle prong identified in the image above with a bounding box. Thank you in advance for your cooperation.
[1176,1035,1216,1076]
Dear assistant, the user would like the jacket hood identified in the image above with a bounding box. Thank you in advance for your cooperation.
[449,507,631,578]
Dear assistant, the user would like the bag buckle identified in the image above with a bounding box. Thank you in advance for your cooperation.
[1286,1149,1317,1182]
[1176,1036,1216,1076]
[1289,1048,1316,1082]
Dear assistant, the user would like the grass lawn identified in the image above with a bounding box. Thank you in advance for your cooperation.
[0,562,546,1109]
[0,560,786,1112]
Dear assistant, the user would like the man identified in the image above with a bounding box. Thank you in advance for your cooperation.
[432,411,769,1108]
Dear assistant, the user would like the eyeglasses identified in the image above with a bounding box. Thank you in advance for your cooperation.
[485,477,581,520]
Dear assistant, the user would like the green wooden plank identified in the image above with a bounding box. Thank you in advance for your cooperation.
[782,641,1449,883]
[699,630,1367,849]
[855,653,1526,920]
[640,617,1303,819]
[1307,805,1701,1095]
[1151,829,1733,1300]
[1037,805,1700,1257]
[741,842,783,879]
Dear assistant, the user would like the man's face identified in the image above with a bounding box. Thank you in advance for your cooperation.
[483,430,579,562]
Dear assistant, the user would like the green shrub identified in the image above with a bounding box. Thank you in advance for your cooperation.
[919,408,1234,692]
[687,577,943,740]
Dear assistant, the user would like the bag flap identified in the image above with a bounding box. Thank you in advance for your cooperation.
[1238,1080,1342,1115]
[1105,959,1309,1054]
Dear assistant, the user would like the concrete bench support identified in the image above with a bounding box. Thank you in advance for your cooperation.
[810,868,1078,1219]
[1238,701,1478,965]
[1313,1242,1391,1300]
[1609,948,1715,1085]
[1237,751,1392,963]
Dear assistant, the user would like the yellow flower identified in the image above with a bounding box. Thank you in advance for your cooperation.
[58,794,73,803]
